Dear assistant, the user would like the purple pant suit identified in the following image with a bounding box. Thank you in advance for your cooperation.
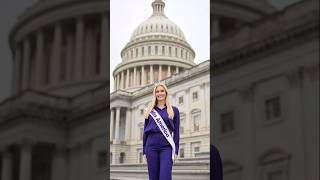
[143,106,180,180]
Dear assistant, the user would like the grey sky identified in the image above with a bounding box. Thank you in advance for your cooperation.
[110,0,210,92]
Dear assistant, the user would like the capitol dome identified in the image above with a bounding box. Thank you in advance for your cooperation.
[113,0,196,91]
[130,15,186,41]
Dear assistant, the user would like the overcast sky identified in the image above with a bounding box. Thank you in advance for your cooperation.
[110,0,210,92]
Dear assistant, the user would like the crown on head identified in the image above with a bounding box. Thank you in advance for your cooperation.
[153,80,166,87]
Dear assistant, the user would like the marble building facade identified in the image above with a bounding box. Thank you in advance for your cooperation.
[110,0,210,179]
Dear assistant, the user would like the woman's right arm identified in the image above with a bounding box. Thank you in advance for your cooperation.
[143,118,149,155]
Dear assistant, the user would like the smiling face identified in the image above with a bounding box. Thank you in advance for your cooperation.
[155,85,167,102]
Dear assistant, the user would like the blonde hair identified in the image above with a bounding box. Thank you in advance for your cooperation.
[144,83,175,120]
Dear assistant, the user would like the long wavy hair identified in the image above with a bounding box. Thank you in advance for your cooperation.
[144,83,175,120]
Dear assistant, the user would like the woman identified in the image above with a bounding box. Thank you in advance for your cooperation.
[143,83,180,180]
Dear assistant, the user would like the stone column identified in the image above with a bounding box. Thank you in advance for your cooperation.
[51,23,62,84]
[133,67,137,87]
[159,65,162,80]
[113,76,117,91]
[175,66,179,74]
[84,27,94,79]
[19,140,33,180]
[114,107,121,144]
[100,14,108,76]
[110,108,114,140]
[125,108,131,140]
[22,38,31,90]
[51,145,67,180]
[66,33,74,81]
[167,65,171,77]
[200,83,207,131]
[130,107,137,139]
[150,65,154,83]
[12,45,22,94]
[116,74,120,90]
[126,69,130,88]
[75,17,84,80]
[35,31,44,88]
[121,71,124,89]
[141,66,145,86]
[1,149,12,180]
[185,89,190,134]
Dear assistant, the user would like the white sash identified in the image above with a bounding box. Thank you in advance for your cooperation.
[150,109,176,162]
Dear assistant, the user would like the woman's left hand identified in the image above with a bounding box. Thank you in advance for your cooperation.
[173,154,178,163]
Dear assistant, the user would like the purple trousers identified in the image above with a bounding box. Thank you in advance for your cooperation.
[145,132,173,180]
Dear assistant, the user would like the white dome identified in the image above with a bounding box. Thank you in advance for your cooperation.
[130,15,186,41]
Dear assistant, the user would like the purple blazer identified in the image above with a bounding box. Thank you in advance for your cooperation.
[143,106,180,155]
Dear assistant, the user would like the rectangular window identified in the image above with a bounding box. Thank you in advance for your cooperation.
[148,46,151,55]
[193,113,200,132]
[131,49,133,58]
[220,111,234,134]
[192,92,198,101]
[267,170,284,180]
[162,46,165,55]
[142,47,144,56]
[180,148,185,158]
[155,46,158,55]
[136,48,138,57]
[178,96,184,105]
[265,96,281,120]
[180,115,185,134]
[175,48,178,57]
[119,152,125,164]
[97,151,107,168]
[169,47,171,56]
[194,146,200,153]
[191,142,200,157]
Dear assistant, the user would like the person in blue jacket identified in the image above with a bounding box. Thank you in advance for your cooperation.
[143,82,180,180]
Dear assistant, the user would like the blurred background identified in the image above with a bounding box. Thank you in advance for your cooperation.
[0,0,109,180]
[210,0,319,180]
